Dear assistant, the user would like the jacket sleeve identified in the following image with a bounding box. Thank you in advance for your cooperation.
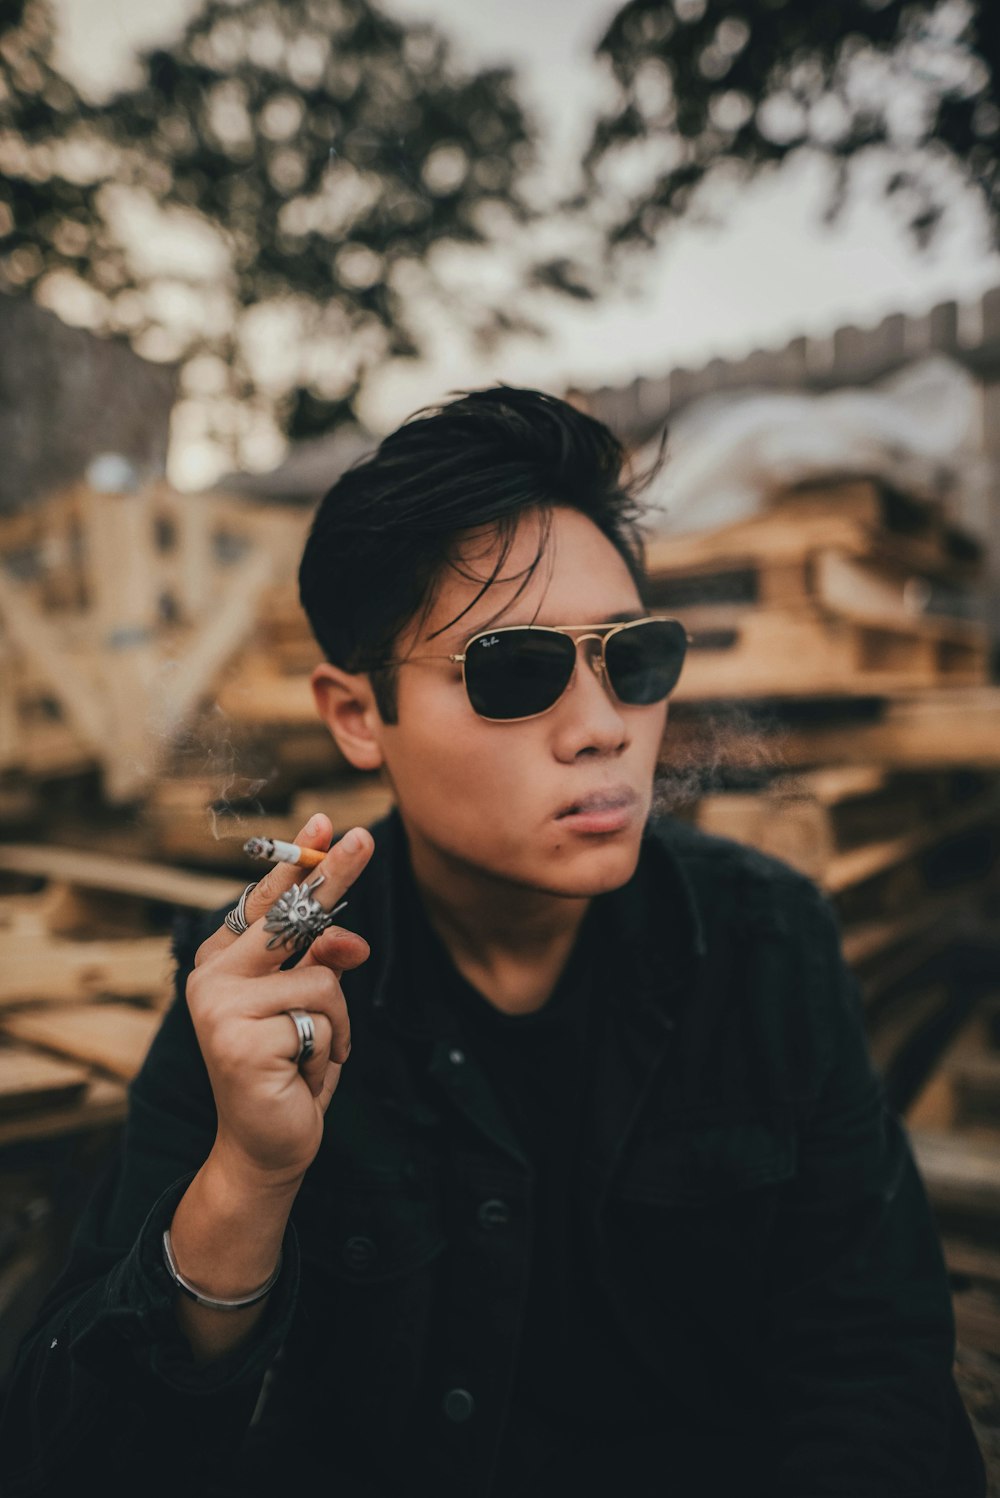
[0,905,301,1497]
[761,887,987,1498]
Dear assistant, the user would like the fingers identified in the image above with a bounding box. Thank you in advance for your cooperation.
[228,1010,336,1099]
[220,822,374,978]
[316,1059,345,1113]
[196,813,334,966]
[237,966,353,1058]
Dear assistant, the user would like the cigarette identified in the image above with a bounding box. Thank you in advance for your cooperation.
[243,836,327,871]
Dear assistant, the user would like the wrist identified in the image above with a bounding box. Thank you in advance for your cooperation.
[167,1145,300,1306]
[208,1135,309,1203]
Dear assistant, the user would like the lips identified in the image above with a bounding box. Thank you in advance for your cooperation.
[556,786,638,819]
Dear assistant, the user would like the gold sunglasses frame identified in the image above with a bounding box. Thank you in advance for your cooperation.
[382,615,692,723]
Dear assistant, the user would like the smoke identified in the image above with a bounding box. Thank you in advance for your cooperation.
[164,698,279,842]
[650,700,805,815]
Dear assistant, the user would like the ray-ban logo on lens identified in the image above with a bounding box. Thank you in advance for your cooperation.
[480,636,500,647]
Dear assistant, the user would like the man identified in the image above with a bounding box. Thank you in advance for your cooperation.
[1,387,986,1497]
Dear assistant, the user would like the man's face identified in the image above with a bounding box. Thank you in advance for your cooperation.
[375,504,668,899]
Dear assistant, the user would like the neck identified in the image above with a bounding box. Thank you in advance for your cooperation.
[400,816,591,1016]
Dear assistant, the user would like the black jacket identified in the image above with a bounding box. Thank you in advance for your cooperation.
[0,807,987,1497]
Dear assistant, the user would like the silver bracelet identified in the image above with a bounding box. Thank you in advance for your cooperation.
[162,1227,282,1311]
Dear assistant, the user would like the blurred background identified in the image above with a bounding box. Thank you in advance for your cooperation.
[1,0,999,1481]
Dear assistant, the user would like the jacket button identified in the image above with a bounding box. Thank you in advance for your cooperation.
[342,1234,376,1270]
[477,1198,510,1230]
[448,1047,466,1066]
[442,1387,475,1422]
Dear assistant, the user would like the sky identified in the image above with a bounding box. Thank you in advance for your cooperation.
[51,0,1000,486]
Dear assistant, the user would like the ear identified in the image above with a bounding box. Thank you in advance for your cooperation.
[310,663,385,771]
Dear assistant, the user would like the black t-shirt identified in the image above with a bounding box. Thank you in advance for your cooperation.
[397,855,662,1494]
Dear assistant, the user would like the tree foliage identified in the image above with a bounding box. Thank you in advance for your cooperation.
[0,0,539,462]
[581,0,1000,256]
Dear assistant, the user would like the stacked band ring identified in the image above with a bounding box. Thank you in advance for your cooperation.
[224,882,259,935]
[286,1009,315,1064]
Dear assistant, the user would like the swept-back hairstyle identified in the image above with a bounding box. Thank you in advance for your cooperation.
[298,384,665,724]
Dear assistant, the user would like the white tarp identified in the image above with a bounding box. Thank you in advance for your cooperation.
[634,354,988,540]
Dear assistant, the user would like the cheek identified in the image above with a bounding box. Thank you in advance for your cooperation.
[388,675,524,805]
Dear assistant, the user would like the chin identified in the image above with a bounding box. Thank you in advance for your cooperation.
[544,835,641,890]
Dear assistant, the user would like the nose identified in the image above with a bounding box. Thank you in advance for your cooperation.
[571,637,623,713]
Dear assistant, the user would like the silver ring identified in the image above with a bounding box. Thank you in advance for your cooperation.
[286,1009,315,1064]
[224,881,258,935]
[263,874,347,954]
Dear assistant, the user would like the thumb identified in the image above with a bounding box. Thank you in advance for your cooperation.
[297,926,371,978]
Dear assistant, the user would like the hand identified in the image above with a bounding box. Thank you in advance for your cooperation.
[186,814,373,1188]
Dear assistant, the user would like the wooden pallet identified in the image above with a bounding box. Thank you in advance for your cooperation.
[0,1004,161,1081]
[692,768,996,884]
[645,478,984,587]
[0,485,301,803]
[647,527,982,629]
[905,999,1000,1240]
[664,687,1000,772]
[673,607,988,701]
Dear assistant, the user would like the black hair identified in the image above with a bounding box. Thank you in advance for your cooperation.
[298,384,666,724]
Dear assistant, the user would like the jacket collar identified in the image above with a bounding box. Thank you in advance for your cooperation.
[355,802,708,1039]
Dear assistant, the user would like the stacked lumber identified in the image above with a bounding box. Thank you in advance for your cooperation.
[138,574,393,868]
[647,474,1000,1091]
[0,845,241,1147]
[904,992,1000,1363]
[0,483,308,808]
[649,476,989,700]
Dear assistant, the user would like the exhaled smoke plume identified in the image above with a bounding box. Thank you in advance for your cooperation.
[651,701,806,815]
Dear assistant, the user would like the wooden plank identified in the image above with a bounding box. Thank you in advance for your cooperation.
[0,1074,127,1148]
[943,1238,1000,1290]
[151,544,276,742]
[813,549,984,640]
[904,1008,994,1131]
[867,984,952,1077]
[0,844,241,911]
[0,571,107,756]
[645,501,980,583]
[843,887,979,976]
[824,789,1000,894]
[783,765,889,804]
[672,608,987,702]
[0,1047,90,1115]
[907,1128,1000,1222]
[216,672,316,726]
[951,1051,1000,1127]
[693,778,1000,888]
[666,689,1000,772]
[0,934,173,1006]
[0,1004,161,1080]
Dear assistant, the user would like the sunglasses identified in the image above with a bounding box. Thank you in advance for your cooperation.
[382,616,690,722]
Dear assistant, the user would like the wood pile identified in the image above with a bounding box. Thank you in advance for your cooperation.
[0,845,240,1147]
[0,482,308,809]
[904,989,1000,1372]
[130,569,392,868]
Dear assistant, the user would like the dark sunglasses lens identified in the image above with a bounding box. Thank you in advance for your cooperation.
[605,619,687,704]
[465,630,577,719]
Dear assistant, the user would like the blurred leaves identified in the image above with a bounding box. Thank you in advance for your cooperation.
[579,0,1000,264]
[0,0,540,463]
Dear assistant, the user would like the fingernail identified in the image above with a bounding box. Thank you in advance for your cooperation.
[303,815,321,836]
[340,827,364,854]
